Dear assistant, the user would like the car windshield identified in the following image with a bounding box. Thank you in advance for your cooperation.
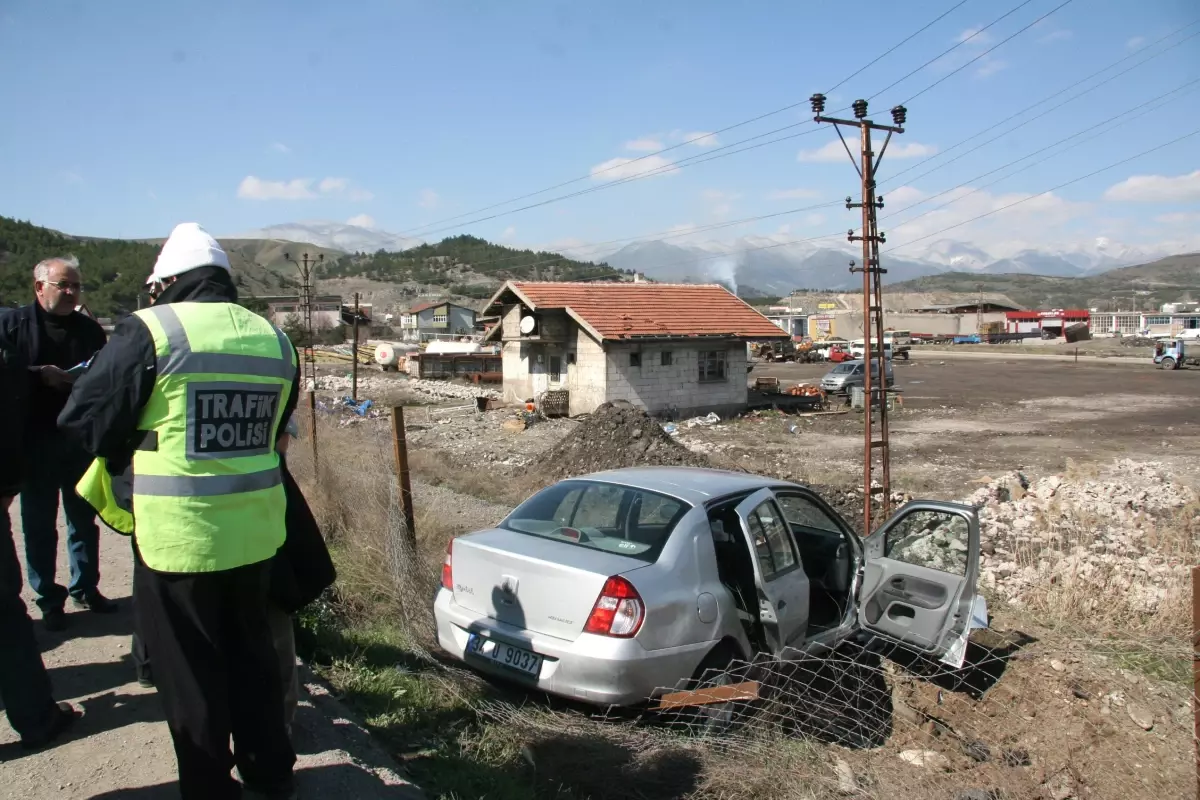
[830,363,856,374]
[499,479,691,563]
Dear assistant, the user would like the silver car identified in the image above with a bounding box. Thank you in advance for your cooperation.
[820,359,895,395]
[433,467,982,708]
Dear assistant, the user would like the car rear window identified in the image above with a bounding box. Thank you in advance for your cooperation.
[500,480,691,562]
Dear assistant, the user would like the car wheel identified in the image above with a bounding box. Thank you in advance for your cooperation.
[1160,357,1176,370]
[667,646,746,738]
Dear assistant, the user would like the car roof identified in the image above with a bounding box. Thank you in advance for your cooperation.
[568,466,800,505]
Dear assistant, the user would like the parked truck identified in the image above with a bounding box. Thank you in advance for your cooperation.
[1153,339,1200,369]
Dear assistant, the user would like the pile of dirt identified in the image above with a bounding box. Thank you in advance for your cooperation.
[966,459,1197,614]
[534,401,712,480]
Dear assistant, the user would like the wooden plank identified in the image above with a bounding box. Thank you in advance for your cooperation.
[654,681,760,710]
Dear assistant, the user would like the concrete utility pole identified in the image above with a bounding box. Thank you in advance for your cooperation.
[977,283,985,334]
[810,93,906,535]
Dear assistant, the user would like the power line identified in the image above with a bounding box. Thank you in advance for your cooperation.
[881,127,1200,253]
[879,78,1200,232]
[396,0,988,238]
[900,0,1076,105]
[867,0,1038,100]
[881,21,1200,187]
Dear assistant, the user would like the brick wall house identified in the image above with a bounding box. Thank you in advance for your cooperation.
[483,281,788,418]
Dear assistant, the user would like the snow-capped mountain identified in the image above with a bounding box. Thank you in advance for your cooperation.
[228,221,422,254]
[602,235,1187,289]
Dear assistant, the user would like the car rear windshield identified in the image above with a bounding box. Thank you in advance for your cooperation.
[830,363,856,374]
[499,480,692,562]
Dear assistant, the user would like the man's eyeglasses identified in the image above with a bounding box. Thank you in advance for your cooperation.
[43,280,82,292]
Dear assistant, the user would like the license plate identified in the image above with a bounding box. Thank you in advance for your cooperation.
[467,634,543,677]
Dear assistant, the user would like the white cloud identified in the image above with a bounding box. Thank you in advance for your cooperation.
[767,188,820,200]
[975,58,1008,78]
[1103,170,1200,203]
[798,140,937,163]
[957,26,993,46]
[803,213,827,227]
[237,175,372,201]
[884,185,1093,252]
[681,131,720,148]
[1155,211,1200,225]
[589,154,678,181]
[1126,36,1146,50]
[418,189,440,209]
[1037,29,1073,44]
[237,176,315,200]
[270,142,292,154]
[500,226,517,241]
[347,214,376,228]
[624,137,664,152]
[318,177,347,194]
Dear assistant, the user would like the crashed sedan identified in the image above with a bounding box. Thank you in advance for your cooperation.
[434,467,984,708]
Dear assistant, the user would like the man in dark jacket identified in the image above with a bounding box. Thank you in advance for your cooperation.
[1,256,113,631]
[0,309,80,748]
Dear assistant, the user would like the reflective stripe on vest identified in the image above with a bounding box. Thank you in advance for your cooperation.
[130,301,296,573]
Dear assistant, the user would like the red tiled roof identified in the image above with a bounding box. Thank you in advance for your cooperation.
[503,282,787,340]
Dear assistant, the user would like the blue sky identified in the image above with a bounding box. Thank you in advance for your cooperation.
[1,0,1197,259]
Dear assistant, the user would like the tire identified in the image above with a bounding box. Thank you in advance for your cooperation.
[666,645,745,737]
[1160,357,1176,370]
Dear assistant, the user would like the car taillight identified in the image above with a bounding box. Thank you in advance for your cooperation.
[441,539,453,591]
[584,576,644,638]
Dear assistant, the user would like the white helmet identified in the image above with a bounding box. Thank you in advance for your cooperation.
[146,223,231,285]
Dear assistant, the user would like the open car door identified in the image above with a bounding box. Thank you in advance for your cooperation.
[858,501,980,658]
[734,489,811,654]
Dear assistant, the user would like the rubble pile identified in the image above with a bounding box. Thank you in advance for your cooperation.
[1119,336,1157,348]
[535,400,711,480]
[316,374,499,403]
[966,459,1197,613]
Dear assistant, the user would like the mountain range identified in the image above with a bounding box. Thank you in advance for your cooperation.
[233,221,1187,297]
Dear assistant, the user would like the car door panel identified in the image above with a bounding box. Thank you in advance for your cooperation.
[734,489,810,653]
[858,501,980,657]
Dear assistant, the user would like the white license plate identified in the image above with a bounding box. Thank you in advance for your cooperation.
[467,634,543,677]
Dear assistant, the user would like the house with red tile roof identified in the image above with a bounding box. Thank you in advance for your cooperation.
[482,281,788,416]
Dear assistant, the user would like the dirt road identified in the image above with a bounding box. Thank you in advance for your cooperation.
[0,506,424,800]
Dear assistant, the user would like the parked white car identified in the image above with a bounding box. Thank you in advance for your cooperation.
[433,467,984,710]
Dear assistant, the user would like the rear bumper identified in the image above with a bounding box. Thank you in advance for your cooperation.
[433,589,712,707]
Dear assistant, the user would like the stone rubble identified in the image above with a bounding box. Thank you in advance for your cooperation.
[313,374,500,403]
[964,459,1197,614]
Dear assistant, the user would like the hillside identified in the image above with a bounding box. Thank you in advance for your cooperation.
[319,234,628,299]
[888,252,1200,310]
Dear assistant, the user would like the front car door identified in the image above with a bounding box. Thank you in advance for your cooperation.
[734,489,810,653]
[858,501,981,660]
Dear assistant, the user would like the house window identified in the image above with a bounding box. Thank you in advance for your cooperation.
[1145,316,1170,326]
[661,351,673,366]
[698,350,726,382]
[432,313,448,325]
[630,352,641,367]
[549,355,562,383]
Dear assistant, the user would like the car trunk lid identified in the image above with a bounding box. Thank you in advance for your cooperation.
[450,528,648,641]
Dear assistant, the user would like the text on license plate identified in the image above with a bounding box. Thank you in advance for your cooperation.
[467,635,542,677]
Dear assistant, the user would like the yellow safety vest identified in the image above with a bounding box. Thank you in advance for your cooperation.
[126,301,296,573]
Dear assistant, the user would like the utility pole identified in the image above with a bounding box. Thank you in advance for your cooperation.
[284,251,324,390]
[352,291,360,403]
[810,93,907,535]
[977,283,984,334]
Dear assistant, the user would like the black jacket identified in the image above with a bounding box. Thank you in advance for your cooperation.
[58,268,333,605]
[0,303,107,438]
[0,308,30,496]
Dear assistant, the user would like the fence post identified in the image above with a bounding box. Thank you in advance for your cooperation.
[308,389,318,471]
[351,292,360,403]
[391,406,417,555]
[1193,565,1199,800]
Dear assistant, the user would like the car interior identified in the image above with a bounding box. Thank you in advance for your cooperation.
[706,492,856,652]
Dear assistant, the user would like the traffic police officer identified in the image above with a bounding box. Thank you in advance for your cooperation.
[59,223,299,800]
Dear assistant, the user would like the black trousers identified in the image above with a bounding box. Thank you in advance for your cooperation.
[0,501,59,740]
[134,552,296,799]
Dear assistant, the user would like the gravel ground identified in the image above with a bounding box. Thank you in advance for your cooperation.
[0,506,424,800]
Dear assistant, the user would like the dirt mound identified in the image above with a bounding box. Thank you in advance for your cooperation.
[535,401,712,480]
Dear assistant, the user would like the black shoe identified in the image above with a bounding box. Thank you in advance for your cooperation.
[42,608,68,632]
[137,676,155,689]
[20,702,80,750]
[72,592,118,614]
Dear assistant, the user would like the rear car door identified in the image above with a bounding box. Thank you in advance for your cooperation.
[734,489,810,653]
[857,501,980,658]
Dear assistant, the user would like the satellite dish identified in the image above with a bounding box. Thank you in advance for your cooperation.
[519,315,537,335]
